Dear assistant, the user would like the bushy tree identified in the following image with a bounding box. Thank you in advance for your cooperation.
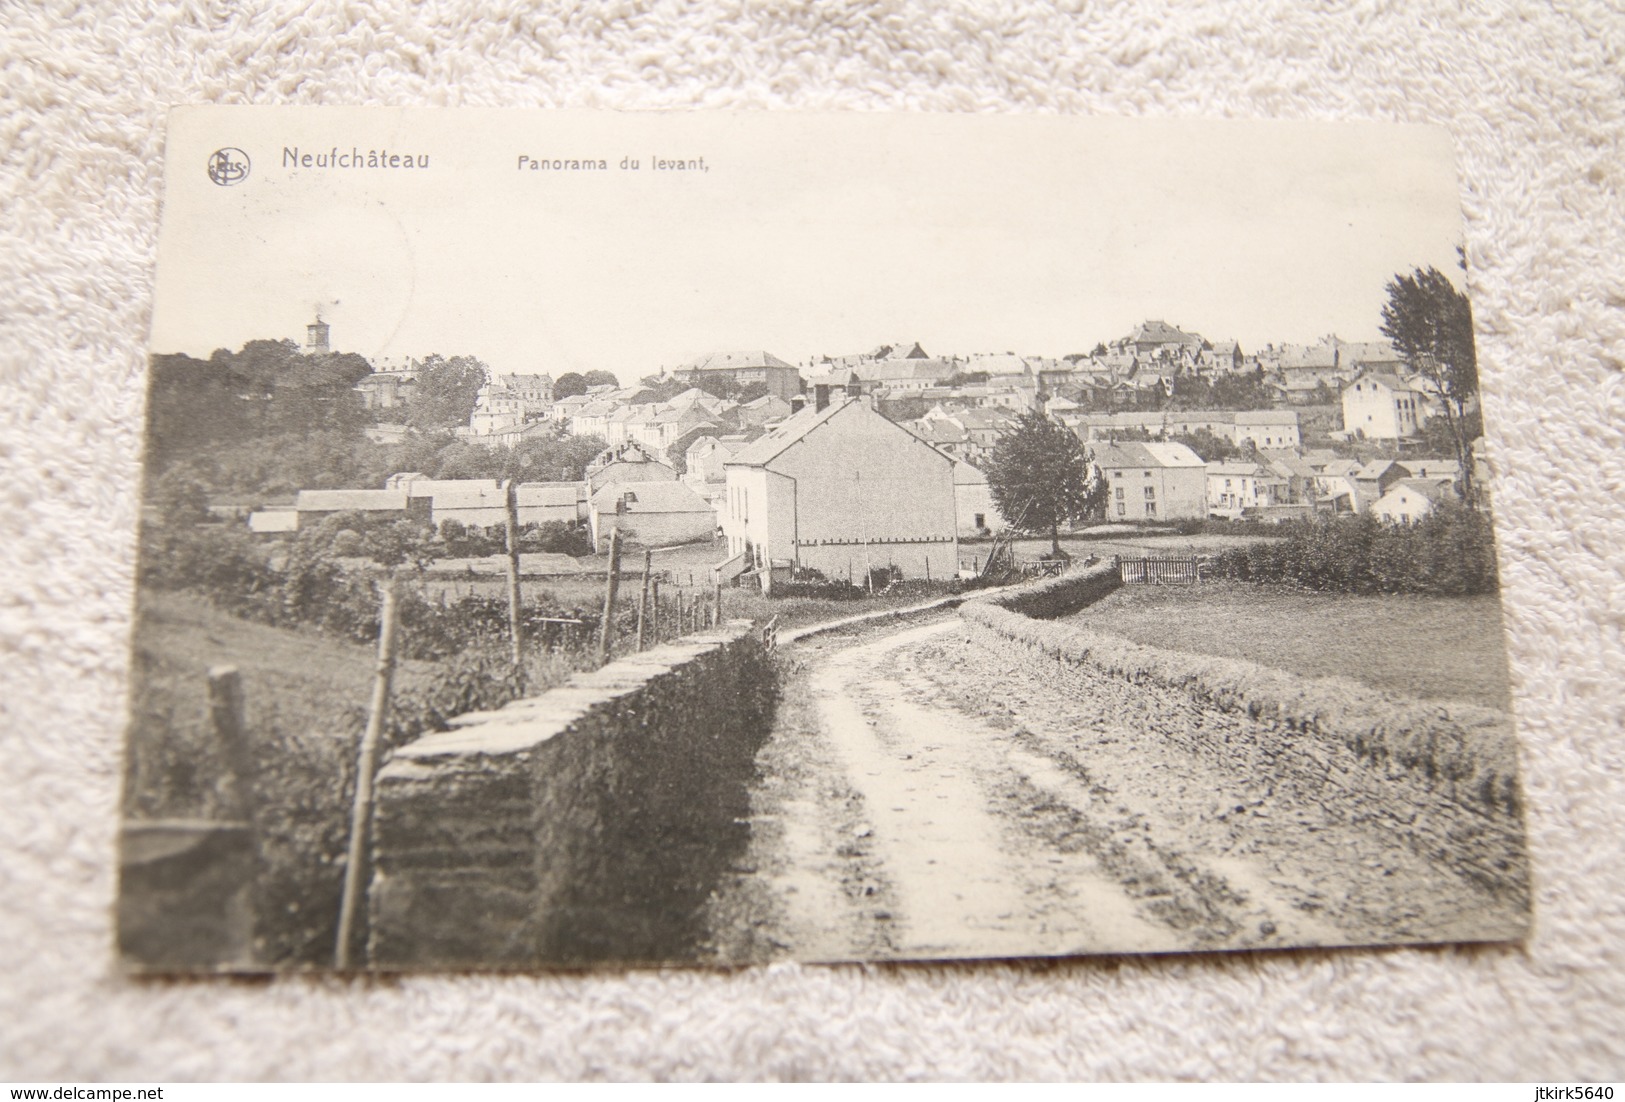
[552,372,588,400]
[408,354,488,431]
[581,369,620,389]
[1381,255,1481,503]
[986,413,1107,556]
[149,463,213,525]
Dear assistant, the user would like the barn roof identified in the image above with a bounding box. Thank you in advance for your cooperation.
[589,480,712,514]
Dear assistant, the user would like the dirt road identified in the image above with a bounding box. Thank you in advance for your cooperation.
[705,612,1522,964]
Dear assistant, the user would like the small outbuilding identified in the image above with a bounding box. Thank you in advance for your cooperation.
[589,480,716,551]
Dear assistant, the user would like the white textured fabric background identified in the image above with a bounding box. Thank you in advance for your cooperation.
[2,0,1623,1082]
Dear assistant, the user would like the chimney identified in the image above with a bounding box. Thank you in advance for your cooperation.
[814,384,830,412]
[790,395,806,415]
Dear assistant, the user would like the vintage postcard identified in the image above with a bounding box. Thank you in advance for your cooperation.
[120,108,1528,972]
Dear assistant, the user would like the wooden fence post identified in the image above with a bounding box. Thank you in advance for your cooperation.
[649,579,661,646]
[713,580,723,627]
[503,479,523,667]
[596,529,623,666]
[636,550,652,652]
[335,575,399,970]
[207,666,254,830]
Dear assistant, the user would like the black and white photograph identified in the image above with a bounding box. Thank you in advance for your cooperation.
[120,108,1529,973]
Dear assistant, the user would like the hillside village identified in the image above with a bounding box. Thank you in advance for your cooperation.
[236,316,1487,588]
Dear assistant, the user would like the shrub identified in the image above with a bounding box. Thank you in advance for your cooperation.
[1212,501,1498,595]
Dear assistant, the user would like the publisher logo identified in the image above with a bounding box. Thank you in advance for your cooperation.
[207,148,251,186]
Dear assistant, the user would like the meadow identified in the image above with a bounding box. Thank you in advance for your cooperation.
[1071,580,1513,709]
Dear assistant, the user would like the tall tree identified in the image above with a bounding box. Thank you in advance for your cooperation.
[581,369,620,389]
[408,354,488,431]
[986,413,1108,557]
[1380,257,1480,503]
[552,372,588,400]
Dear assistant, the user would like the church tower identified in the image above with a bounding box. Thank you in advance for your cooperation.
[305,315,331,355]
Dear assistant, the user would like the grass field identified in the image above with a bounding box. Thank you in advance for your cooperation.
[1071,581,1513,709]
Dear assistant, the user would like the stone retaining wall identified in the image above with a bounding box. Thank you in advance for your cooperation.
[961,567,1529,904]
[368,621,776,969]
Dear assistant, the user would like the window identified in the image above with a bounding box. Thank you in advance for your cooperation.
[973,513,985,529]
[1144,485,1156,500]
[1146,502,1156,516]
[1117,502,1127,517]
[1115,487,1124,501]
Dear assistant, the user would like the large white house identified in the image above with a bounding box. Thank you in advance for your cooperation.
[722,393,959,586]
[1342,371,1424,439]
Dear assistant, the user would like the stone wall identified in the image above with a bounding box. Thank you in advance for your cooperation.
[961,570,1529,905]
[368,621,776,969]
[979,560,1123,619]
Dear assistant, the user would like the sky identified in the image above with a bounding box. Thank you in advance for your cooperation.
[151,109,1468,382]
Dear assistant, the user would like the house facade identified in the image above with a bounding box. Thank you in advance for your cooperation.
[722,394,958,586]
[1205,461,1291,517]
[1092,441,1207,522]
[674,349,803,400]
[950,461,1003,537]
[1342,371,1424,439]
[1372,478,1451,525]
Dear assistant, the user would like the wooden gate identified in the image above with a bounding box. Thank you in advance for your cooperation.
[1116,554,1209,584]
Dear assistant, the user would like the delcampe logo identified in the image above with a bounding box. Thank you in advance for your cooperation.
[207,147,250,186]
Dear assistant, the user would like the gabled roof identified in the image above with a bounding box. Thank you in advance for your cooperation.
[518,482,587,507]
[687,434,746,457]
[1276,343,1339,370]
[1320,459,1364,478]
[1257,451,1317,478]
[1378,478,1453,504]
[872,341,928,360]
[1207,461,1267,477]
[967,353,1032,376]
[1233,410,1300,425]
[391,476,500,499]
[1130,320,1204,347]
[1337,339,1404,365]
[725,399,852,468]
[852,358,957,384]
[952,408,1017,431]
[589,480,712,514]
[1092,441,1206,469]
[1401,458,1461,479]
[666,387,715,406]
[589,441,669,470]
[912,419,968,445]
[431,485,509,511]
[679,350,797,372]
[1346,371,1413,393]
[1355,459,1411,480]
